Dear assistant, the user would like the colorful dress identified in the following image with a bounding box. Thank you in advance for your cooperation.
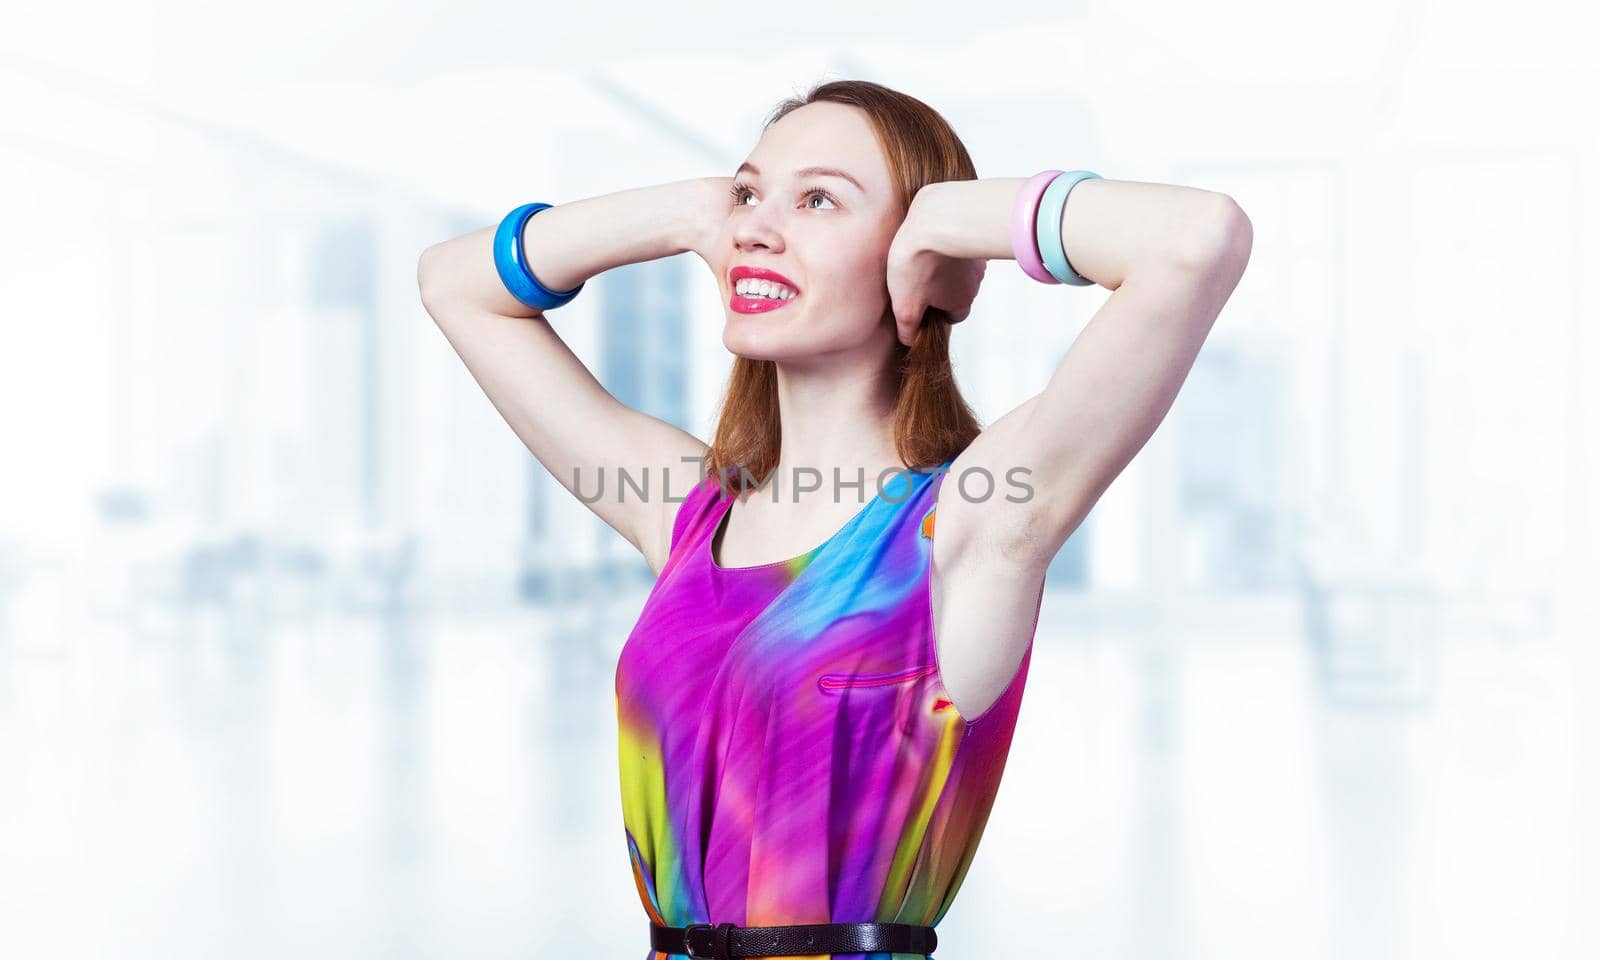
[614,459,1038,959]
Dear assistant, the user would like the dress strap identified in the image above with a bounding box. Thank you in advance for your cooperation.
[666,467,724,559]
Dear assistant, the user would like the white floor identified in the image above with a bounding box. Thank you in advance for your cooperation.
[0,587,1584,959]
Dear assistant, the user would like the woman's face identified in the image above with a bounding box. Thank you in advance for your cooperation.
[712,101,903,363]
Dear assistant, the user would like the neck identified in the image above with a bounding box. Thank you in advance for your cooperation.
[768,351,901,505]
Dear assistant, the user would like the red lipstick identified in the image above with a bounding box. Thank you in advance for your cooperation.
[729,265,801,315]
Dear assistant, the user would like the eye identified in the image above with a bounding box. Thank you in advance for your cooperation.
[728,181,839,210]
[803,188,838,210]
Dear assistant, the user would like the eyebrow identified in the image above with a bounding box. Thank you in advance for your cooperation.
[735,162,865,194]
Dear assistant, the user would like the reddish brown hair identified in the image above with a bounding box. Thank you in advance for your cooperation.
[702,79,983,496]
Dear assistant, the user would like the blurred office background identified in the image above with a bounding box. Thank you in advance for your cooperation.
[1,3,1595,958]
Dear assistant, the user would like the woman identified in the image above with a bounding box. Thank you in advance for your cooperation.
[418,80,1250,960]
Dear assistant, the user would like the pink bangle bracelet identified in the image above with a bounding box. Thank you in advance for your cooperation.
[1011,170,1063,284]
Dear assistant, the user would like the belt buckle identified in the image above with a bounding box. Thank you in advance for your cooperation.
[682,922,717,959]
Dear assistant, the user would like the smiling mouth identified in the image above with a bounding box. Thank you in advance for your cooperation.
[730,286,799,314]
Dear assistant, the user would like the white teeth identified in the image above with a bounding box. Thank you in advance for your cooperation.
[735,277,797,300]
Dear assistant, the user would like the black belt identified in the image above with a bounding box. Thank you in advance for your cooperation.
[650,920,937,959]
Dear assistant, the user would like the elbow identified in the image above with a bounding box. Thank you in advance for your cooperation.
[1175,194,1253,274]
[416,243,449,313]
[1216,197,1254,269]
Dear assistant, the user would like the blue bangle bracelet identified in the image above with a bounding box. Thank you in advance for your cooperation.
[1035,170,1101,286]
[493,202,585,311]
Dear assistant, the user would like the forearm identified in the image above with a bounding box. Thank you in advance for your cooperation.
[418,178,719,318]
[916,176,1242,290]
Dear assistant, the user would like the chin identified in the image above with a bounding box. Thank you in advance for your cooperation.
[721,324,800,361]
[723,309,889,362]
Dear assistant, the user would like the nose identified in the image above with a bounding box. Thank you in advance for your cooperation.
[731,203,784,254]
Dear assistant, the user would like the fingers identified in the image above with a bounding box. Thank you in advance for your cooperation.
[898,312,920,346]
[897,305,926,347]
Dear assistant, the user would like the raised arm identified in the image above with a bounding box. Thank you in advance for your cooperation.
[910,176,1253,574]
[416,178,725,576]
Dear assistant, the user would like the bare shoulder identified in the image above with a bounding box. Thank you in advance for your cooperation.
[932,394,1047,568]
[639,437,713,577]
[928,398,1051,721]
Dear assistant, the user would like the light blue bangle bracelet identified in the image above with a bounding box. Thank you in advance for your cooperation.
[1035,170,1101,286]
[493,202,585,311]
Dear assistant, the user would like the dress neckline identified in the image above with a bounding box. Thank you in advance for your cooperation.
[704,462,951,572]
[707,481,887,573]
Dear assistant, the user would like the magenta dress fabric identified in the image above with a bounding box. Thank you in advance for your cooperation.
[614,460,1038,959]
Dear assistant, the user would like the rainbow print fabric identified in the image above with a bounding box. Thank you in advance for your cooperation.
[614,460,1035,960]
